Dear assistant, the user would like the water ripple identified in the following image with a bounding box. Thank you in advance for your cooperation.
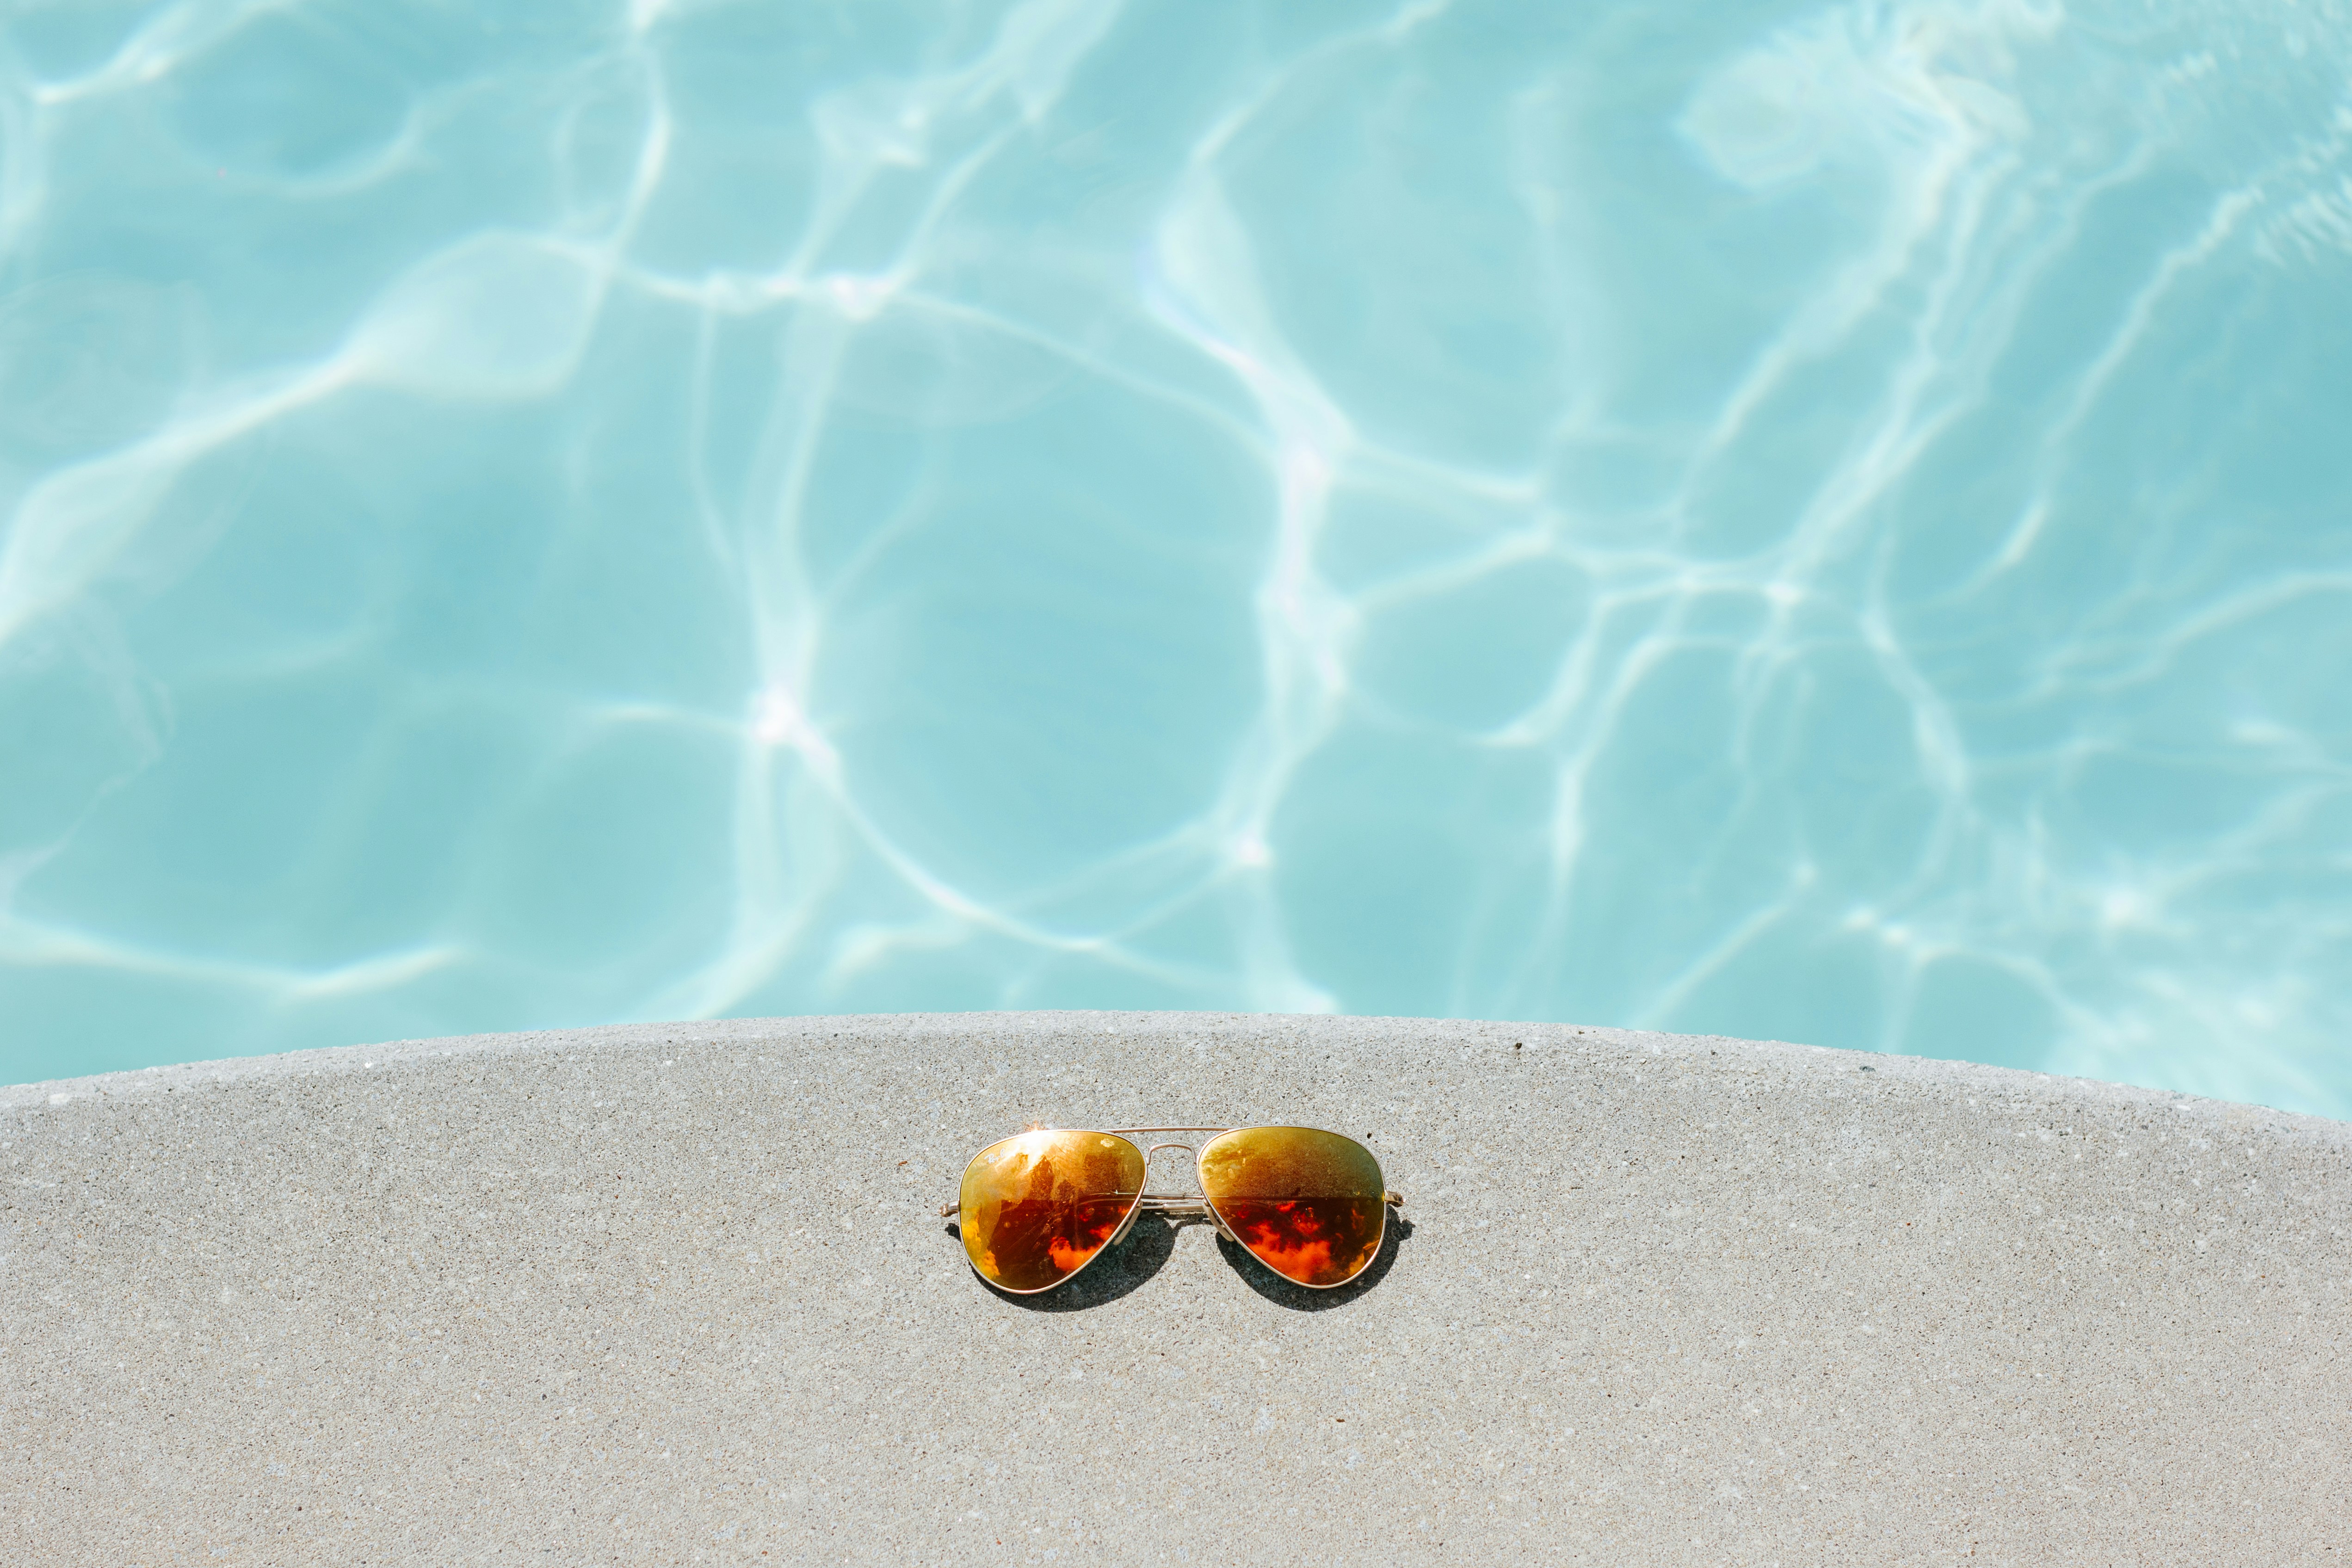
[0,0,2347,1117]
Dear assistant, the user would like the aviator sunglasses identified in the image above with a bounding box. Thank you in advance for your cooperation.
[939,1125,1404,1294]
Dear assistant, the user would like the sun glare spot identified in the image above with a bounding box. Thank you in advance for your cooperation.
[751,685,839,767]
[822,272,897,320]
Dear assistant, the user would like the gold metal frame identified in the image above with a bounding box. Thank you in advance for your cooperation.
[938,1125,1406,1295]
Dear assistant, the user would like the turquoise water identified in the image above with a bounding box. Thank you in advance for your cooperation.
[2,1,2348,1115]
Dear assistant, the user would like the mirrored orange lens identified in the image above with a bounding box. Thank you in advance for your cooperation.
[1198,1126,1385,1288]
[957,1130,1145,1292]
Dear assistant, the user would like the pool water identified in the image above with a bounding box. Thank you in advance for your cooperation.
[2,0,2347,1117]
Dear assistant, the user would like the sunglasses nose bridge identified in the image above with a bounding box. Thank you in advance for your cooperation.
[1142,1142,1202,1204]
[1136,1143,1241,1242]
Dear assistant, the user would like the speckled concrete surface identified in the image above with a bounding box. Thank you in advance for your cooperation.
[3,1012,2347,1565]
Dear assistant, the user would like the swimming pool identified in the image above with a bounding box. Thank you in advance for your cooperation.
[2,0,2347,1117]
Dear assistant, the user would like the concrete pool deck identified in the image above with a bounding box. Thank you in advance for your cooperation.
[3,1012,2346,1563]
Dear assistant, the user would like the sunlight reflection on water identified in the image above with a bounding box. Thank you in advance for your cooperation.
[1,0,2347,1116]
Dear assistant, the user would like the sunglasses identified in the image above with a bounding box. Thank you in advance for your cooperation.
[938,1125,1404,1294]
